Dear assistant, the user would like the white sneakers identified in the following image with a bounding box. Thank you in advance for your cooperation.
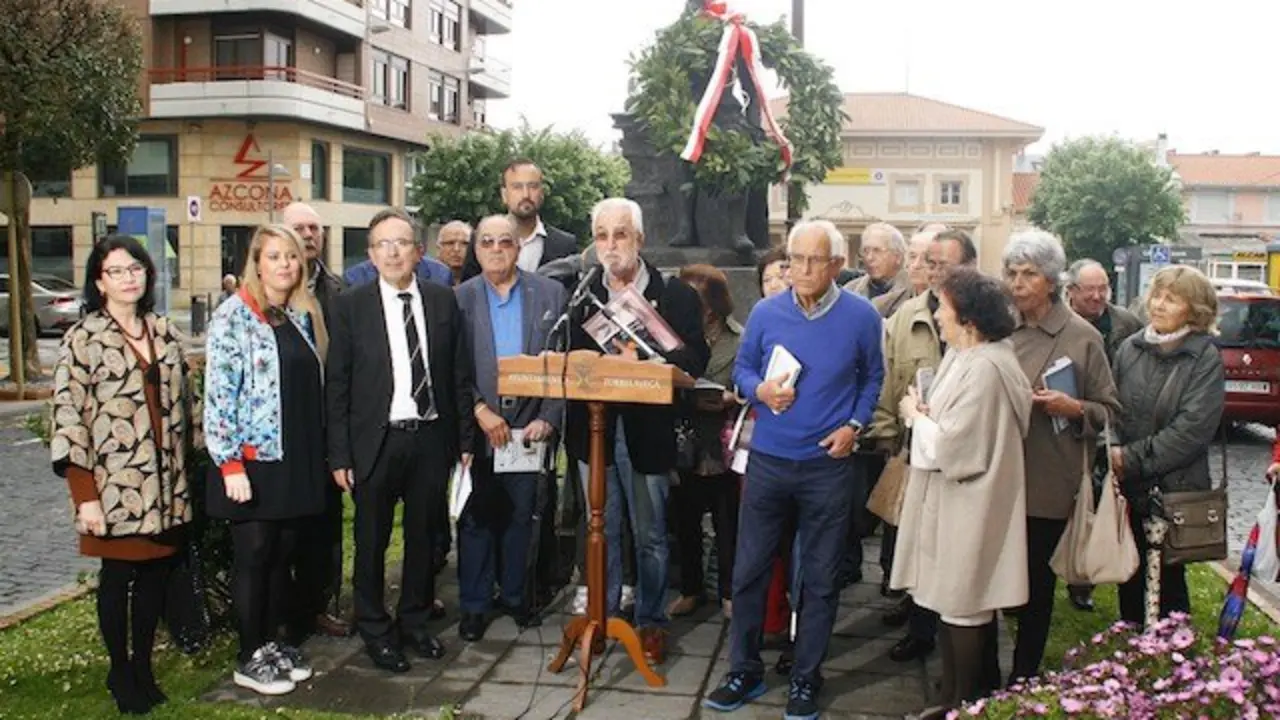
[233,642,312,696]
[570,584,635,616]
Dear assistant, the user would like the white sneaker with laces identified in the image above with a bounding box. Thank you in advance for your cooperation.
[233,645,296,696]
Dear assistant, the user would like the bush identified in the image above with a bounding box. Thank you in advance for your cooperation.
[957,613,1280,719]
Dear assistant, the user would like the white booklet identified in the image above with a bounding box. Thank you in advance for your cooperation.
[763,344,802,415]
[448,462,473,519]
[494,428,547,474]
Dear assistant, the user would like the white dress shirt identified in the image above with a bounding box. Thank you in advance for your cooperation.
[516,218,547,273]
[379,278,436,422]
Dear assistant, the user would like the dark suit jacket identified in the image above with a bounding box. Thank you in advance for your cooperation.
[326,277,477,482]
[455,270,567,455]
[565,258,709,474]
[461,221,577,282]
[310,259,344,322]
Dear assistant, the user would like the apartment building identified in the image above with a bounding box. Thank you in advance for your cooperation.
[768,93,1043,275]
[1168,150,1280,283]
[9,0,513,303]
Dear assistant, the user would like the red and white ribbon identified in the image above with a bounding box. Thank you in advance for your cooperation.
[679,0,794,179]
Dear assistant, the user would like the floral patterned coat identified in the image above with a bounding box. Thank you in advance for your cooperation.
[203,288,319,477]
[50,312,193,537]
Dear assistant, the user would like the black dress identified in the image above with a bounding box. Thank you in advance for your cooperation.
[207,320,326,522]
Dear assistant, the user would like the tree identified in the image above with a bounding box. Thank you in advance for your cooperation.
[1027,136,1185,264]
[0,0,143,383]
[407,123,630,243]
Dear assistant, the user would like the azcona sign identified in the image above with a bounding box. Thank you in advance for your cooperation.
[207,134,294,213]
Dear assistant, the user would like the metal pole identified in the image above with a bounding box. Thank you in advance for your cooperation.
[267,150,275,223]
[785,0,804,237]
[6,171,25,396]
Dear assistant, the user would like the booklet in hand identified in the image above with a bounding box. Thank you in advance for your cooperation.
[1042,356,1078,434]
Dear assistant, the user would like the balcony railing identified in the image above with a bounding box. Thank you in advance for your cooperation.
[148,66,366,99]
[467,54,511,98]
[469,0,513,34]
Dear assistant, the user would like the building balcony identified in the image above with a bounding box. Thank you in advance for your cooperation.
[469,0,512,35]
[150,0,367,39]
[148,66,367,132]
[468,54,511,99]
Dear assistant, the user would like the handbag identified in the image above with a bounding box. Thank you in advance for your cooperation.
[866,451,909,526]
[164,538,212,654]
[1051,428,1140,585]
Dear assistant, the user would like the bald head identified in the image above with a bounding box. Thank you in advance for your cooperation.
[281,202,324,261]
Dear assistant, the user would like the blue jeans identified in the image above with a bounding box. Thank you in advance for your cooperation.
[577,419,670,628]
[729,451,856,683]
[456,461,537,614]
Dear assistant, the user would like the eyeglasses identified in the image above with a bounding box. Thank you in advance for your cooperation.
[103,263,146,280]
[787,253,834,270]
[478,236,516,249]
[372,238,417,253]
[506,181,543,193]
[860,246,889,258]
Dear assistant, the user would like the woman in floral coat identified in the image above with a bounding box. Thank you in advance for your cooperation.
[50,235,193,715]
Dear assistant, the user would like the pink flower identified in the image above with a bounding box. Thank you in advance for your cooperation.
[1171,628,1195,650]
[1061,697,1086,713]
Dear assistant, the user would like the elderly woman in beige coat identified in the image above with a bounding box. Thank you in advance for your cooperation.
[892,268,1032,719]
[1003,229,1120,683]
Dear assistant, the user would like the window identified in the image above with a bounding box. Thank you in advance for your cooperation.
[0,226,74,281]
[404,153,428,189]
[443,1,461,51]
[105,224,182,288]
[343,227,370,272]
[1267,194,1280,223]
[442,76,460,123]
[263,32,293,79]
[390,0,409,27]
[100,136,178,197]
[472,100,487,127]
[939,181,962,206]
[371,51,409,109]
[311,141,329,200]
[1193,191,1232,223]
[428,71,443,120]
[429,1,444,44]
[342,148,390,204]
[213,33,261,79]
[892,180,920,207]
[26,166,72,199]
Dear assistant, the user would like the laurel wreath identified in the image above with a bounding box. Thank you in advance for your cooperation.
[625,11,845,209]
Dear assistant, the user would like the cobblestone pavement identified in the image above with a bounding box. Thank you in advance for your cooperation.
[0,413,95,620]
[1222,423,1279,593]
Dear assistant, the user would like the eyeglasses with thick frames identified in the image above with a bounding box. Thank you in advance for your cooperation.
[372,238,417,253]
[102,263,146,280]
[787,253,834,270]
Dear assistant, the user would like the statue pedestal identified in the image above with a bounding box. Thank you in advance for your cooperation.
[649,247,763,325]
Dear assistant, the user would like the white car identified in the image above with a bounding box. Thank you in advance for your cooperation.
[1211,278,1275,296]
[0,273,83,335]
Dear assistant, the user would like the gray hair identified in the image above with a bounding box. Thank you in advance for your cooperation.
[786,220,848,261]
[1064,258,1106,288]
[437,219,473,242]
[862,222,906,257]
[1002,228,1067,297]
[590,197,644,236]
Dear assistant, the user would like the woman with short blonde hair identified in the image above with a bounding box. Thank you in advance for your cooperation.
[204,224,330,696]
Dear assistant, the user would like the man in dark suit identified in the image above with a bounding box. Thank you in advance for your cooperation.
[566,197,709,665]
[454,214,567,641]
[326,208,476,673]
[281,201,350,641]
[460,159,578,282]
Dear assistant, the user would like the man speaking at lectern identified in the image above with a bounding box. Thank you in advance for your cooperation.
[454,214,566,641]
[566,197,709,665]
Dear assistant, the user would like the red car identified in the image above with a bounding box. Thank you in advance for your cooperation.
[1215,293,1280,426]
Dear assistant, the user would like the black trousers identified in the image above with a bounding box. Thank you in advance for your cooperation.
[672,471,740,601]
[231,520,299,663]
[292,485,345,631]
[352,422,450,645]
[1010,516,1067,683]
[1117,510,1191,624]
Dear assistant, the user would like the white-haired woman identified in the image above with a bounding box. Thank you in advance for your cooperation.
[1002,229,1120,684]
[204,224,329,696]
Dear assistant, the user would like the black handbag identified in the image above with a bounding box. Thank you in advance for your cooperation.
[164,539,212,654]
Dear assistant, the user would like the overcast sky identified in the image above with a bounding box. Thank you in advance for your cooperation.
[486,0,1280,157]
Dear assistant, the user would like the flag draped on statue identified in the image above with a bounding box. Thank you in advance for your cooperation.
[680,0,794,178]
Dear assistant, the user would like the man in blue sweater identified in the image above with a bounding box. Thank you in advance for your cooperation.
[705,220,885,720]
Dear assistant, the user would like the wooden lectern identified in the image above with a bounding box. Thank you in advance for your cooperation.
[498,350,694,712]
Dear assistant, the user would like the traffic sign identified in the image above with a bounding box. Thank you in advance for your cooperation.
[1150,244,1171,264]
[186,195,202,223]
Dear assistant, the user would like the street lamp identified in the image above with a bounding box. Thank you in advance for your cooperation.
[266,150,290,222]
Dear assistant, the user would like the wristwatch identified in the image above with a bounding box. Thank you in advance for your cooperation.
[846,420,863,433]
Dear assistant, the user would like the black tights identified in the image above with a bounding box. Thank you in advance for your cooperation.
[97,557,174,710]
[231,520,299,663]
[936,619,1002,712]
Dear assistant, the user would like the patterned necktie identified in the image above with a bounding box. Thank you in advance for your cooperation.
[398,292,431,418]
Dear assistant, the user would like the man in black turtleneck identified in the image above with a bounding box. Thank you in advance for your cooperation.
[281,201,348,640]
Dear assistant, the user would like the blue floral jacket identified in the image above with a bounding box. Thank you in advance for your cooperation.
[203,288,319,477]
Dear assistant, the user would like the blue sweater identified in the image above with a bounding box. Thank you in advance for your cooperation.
[734,289,885,461]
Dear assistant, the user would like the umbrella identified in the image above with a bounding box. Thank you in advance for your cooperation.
[1218,478,1279,640]
[1142,514,1169,632]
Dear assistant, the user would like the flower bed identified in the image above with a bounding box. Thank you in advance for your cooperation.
[955,612,1280,719]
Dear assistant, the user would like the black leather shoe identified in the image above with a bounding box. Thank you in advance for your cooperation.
[459,614,486,642]
[366,644,411,673]
[889,636,935,662]
[882,599,910,627]
[504,604,538,629]
[406,633,447,660]
[1068,586,1095,612]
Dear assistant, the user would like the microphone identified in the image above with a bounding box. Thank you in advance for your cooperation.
[569,265,601,308]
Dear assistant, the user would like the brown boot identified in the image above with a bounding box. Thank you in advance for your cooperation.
[640,627,667,665]
[667,595,703,617]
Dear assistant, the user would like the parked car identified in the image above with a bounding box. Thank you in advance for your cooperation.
[1215,292,1280,426]
[0,273,83,336]
[1211,277,1275,296]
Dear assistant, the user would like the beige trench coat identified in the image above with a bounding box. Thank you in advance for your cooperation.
[890,340,1033,618]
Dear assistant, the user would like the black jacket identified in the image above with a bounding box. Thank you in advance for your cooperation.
[325,278,477,481]
[564,258,709,473]
[310,259,344,323]
[461,222,577,282]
